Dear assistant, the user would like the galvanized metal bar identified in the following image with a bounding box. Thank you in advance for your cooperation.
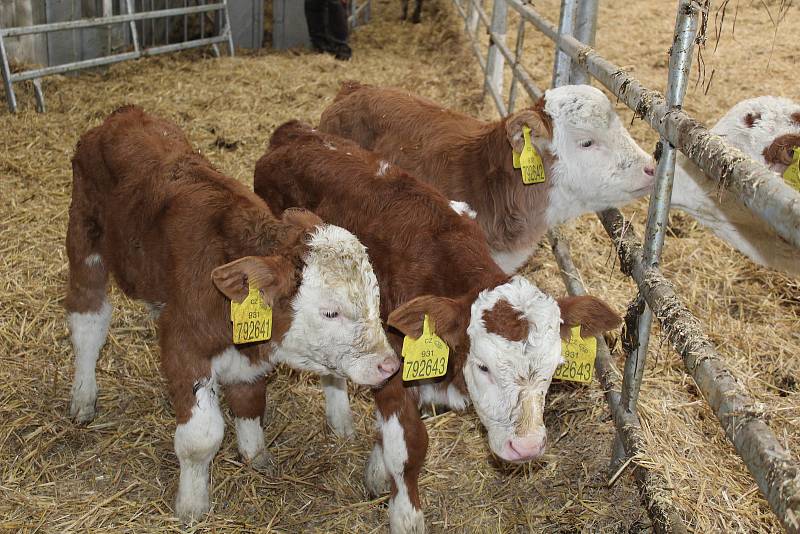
[222,0,234,55]
[466,0,480,37]
[347,1,370,26]
[451,0,487,72]
[548,229,687,534]
[505,0,800,250]
[507,17,526,113]
[183,0,188,41]
[0,33,17,113]
[619,0,697,422]
[32,78,45,113]
[483,0,508,104]
[599,207,800,533]
[0,4,224,37]
[149,0,155,47]
[552,0,577,86]
[200,0,206,39]
[126,0,141,53]
[568,0,598,84]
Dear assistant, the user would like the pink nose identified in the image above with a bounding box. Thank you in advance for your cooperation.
[378,356,400,379]
[505,435,547,461]
[644,165,656,177]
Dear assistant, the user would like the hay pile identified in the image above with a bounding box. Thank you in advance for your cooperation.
[0,0,796,531]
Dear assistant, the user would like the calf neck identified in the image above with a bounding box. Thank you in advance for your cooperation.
[65,106,396,522]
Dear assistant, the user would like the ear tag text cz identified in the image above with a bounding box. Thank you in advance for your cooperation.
[553,326,596,384]
[402,314,449,381]
[512,125,546,185]
[783,147,800,192]
[230,283,272,344]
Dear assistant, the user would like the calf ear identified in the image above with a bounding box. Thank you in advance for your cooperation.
[387,295,468,349]
[211,256,296,305]
[505,100,552,153]
[282,208,323,233]
[556,296,621,340]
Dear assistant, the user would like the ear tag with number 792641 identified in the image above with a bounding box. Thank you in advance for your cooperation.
[553,325,596,384]
[512,125,547,185]
[230,282,272,344]
[402,314,449,381]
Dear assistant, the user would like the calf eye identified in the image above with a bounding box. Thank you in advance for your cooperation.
[477,363,490,374]
[323,310,339,319]
[580,140,594,148]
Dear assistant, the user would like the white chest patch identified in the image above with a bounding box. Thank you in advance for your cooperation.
[211,346,272,385]
[449,200,477,219]
[491,247,533,275]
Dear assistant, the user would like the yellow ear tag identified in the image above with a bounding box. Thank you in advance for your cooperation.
[512,125,546,185]
[553,326,596,384]
[783,147,800,192]
[230,283,272,344]
[402,314,449,381]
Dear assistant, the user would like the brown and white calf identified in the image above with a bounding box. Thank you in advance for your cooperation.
[319,81,655,274]
[254,121,621,533]
[65,106,398,522]
[671,96,800,275]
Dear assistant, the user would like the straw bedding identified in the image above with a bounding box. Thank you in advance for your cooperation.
[0,0,797,532]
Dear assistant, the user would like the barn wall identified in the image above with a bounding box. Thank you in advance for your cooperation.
[0,0,48,65]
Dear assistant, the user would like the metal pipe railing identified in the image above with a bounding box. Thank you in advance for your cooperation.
[505,0,800,252]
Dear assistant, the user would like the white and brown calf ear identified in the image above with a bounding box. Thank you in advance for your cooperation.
[211,255,296,305]
[556,295,621,340]
[387,295,468,349]
[505,98,553,153]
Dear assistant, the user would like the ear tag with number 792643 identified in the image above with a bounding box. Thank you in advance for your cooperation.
[512,125,547,185]
[553,325,596,384]
[230,282,272,344]
[402,314,449,381]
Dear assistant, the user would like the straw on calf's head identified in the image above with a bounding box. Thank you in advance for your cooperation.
[387,275,621,463]
[212,209,399,387]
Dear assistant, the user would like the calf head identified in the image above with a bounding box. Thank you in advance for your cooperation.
[711,96,800,175]
[505,85,655,223]
[388,276,620,463]
[213,210,398,386]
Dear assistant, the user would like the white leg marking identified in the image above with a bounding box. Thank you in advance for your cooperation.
[174,381,224,523]
[68,300,112,423]
[321,374,355,439]
[364,442,390,496]
[235,417,265,461]
[84,253,102,267]
[382,415,425,534]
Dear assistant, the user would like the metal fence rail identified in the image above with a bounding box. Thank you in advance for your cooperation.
[451,0,800,531]
[348,0,372,28]
[0,0,234,113]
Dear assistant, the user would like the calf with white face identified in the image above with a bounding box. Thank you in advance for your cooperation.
[670,96,800,275]
[367,279,619,533]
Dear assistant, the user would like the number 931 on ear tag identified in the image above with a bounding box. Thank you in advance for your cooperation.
[230,283,272,344]
[512,125,546,185]
[553,326,596,384]
[402,314,449,381]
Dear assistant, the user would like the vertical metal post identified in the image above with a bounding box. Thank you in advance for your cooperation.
[552,0,578,86]
[483,0,508,102]
[365,0,371,22]
[611,0,698,467]
[32,78,46,113]
[183,0,188,42]
[125,0,141,53]
[568,0,598,84]
[200,0,206,39]
[466,0,480,40]
[507,17,526,113]
[0,33,17,113]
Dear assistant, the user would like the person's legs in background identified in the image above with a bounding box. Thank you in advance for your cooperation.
[304,0,351,60]
[327,0,352,60]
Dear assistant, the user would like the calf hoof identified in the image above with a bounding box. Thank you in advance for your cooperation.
[69,387,97,424]
[247,449,278,475]
[389,504,425,534]
[411,15,421,23]
[327,412,356,440]
[175,492,210,524]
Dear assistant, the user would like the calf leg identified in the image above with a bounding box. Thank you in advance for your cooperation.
[375,386,427,534]
[364,411,390,496]
[225,377,274,472]
[65,208,111,424]
[401,0,409,20]
[321,374,355,438]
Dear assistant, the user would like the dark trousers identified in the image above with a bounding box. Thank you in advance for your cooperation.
[304,0,351,58]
